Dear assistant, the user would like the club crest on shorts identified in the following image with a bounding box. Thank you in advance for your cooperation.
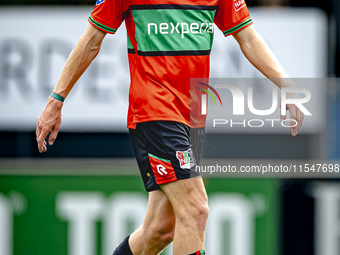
[176,148,193,169]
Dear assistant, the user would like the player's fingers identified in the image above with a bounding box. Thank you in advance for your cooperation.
[38,140,48,153]
[298,110,304,133]
[280,109,286,128]
[48,124,60,145]
[37,128,50,153]
[293,112,300,135]
[36,121,42,139]
[38,142,44,153]
[281,112,286,123]
[289,107,297,136]
[296,110,302,131]
[43,141,47,152]
[294,108,303,135]
[294,116,298,134]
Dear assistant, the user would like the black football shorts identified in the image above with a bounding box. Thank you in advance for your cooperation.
[129,121,205,192]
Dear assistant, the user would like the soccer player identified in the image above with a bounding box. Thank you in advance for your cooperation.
[36,0,304,254]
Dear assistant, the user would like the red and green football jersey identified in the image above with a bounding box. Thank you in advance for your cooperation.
[88,0,253,129]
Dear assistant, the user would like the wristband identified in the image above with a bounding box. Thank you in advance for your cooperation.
[50,92,65,103]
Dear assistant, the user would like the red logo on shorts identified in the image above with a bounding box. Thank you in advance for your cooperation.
[148,153,177,185]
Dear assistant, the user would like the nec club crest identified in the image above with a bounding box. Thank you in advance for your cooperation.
[234,0,246,12]
[96,0,104,5]
[176,149,194,169]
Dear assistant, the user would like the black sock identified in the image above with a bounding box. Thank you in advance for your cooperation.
[188,250,205,255]
[112,235,133,255]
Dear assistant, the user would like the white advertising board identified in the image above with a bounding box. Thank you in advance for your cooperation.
[0,7,328,132]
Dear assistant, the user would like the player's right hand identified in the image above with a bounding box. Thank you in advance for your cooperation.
[36,97,63,153]
[280,92,304,136]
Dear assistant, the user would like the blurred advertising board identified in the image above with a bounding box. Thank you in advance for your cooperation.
[0,175,279,255]
[0,7,327,132]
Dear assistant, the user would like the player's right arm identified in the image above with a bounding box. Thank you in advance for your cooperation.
[36,24,106,153]
[233,25,304,137]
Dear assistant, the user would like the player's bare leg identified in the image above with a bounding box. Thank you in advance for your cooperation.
[161,177,209,255]
[128,190,176,255]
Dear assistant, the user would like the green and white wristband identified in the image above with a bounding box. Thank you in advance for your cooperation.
[50,92,65,103]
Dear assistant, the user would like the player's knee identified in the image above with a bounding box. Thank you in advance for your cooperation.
[177,202,209,232]
[144,218,175,244]
[193,203,209,228]
[196,203,209,232]
[144,227,174,247]
[154,219,175,239]
[159,227,175,244]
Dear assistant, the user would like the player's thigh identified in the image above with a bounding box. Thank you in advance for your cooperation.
[161,177,208,220]
[143,189,176,232]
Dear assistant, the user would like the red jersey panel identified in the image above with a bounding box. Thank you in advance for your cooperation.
[89,0,253,128]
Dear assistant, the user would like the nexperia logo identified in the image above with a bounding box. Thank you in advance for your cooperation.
[147,21,214,38]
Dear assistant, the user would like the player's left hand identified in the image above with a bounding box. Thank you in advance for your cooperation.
[36,97,63,153]
[280,93,304,136]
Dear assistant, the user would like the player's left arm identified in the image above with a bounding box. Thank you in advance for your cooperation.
[233,24,304,136]
[36,25,106,153]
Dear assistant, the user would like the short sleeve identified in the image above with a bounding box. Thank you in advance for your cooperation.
[88,0,129,34]
[214,0,253,37]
